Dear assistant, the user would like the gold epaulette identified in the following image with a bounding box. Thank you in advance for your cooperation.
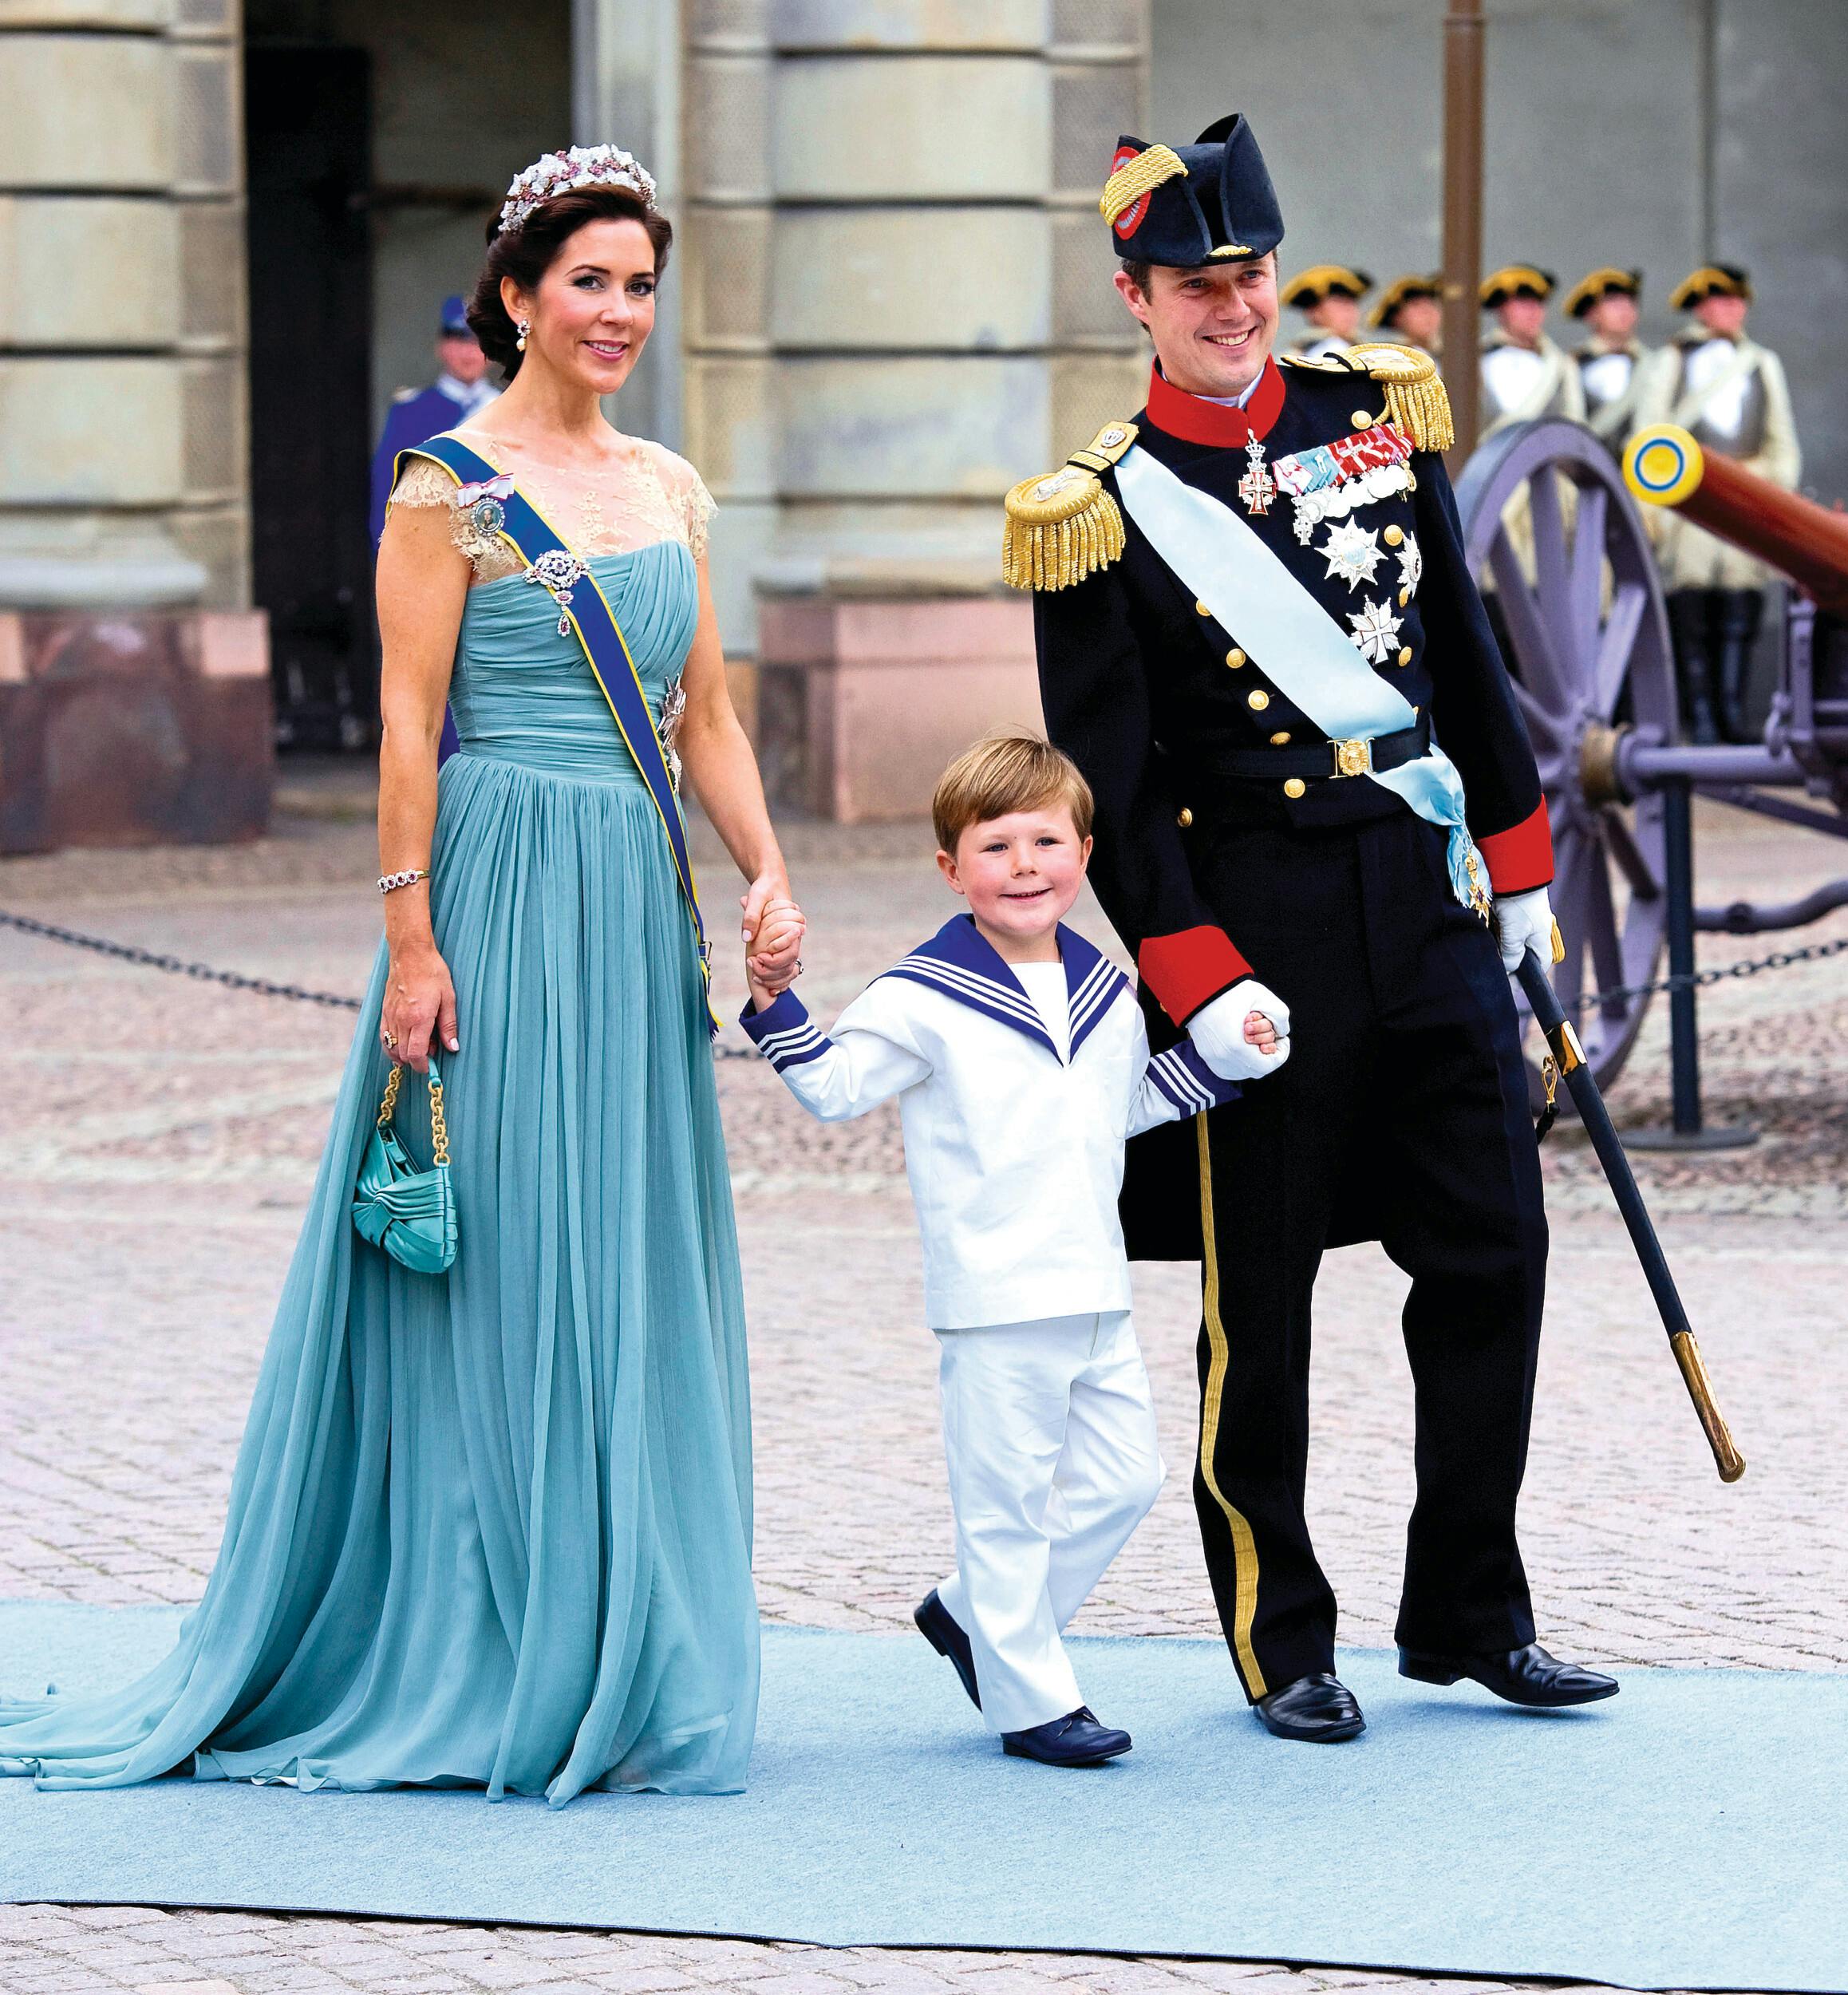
[1001,421,1138,591]
[1337,342,1455,453]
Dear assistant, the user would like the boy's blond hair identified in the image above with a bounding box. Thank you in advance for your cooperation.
[932,729,1095,855]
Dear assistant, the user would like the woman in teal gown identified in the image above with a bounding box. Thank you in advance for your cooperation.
[0,156,801,1803]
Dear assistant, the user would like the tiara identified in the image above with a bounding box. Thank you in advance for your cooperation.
[497,144,657,235]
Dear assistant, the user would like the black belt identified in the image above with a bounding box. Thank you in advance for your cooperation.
[1183,717,1430,784]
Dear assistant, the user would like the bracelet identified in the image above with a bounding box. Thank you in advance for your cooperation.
[378,867,431,895]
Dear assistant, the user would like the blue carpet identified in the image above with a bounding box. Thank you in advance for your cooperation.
[2,1602,1842,1990]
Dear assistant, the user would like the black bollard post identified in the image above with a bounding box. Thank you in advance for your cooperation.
[1627,776,1758,1151]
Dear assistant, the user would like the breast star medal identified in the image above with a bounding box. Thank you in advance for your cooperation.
[1348,598,1404,665]
[1320,520,1384,591]
[1238,436,1276,516]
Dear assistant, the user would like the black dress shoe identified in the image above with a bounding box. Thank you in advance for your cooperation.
[1400,1641,1619,1708]
[1001,1706,1131,1765]
[913,1589,981,1709]
[1254,1671,1365,1742]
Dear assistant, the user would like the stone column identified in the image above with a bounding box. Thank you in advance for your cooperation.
[0,0,268,852]
[680,0,1149,819]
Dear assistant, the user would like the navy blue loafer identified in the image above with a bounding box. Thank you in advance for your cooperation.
[914,1589,981,1709]
[1001,1706,1131,1766]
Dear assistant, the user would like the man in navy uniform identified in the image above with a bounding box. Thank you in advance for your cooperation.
[1005,115,1617,1743]
[368,294,500,544]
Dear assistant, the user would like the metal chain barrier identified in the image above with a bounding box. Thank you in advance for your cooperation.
[0,908,756,1056]
[6,905,1846,1043]
[1567,933,1848,1013]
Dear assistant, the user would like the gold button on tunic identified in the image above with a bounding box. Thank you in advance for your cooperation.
[1226,648,1246,669]
[1397,646,1413,666]
[1284,777,1307,799]
[1248,689,1270,711]
[1176,807,1194,828]
[1195,599,1211,617]
[1351,410,1373,429]
[1384,525,1404,547]
[1270,730,1291,746]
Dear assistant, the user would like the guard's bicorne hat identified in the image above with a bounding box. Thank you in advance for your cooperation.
[1102,114,1283,268]
[1563,267,1641,318]
[1479,265,1556,309]
[1281,264,1372,309]
[1369,273,1442,330]
[1670,263,1751,310]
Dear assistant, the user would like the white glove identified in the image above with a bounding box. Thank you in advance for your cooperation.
[1187,978,1292,1081]
[1493,885,1556,973]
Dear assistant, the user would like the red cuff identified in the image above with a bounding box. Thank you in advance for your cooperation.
[1136,926,1252,1028]
[1478,801,1554,895]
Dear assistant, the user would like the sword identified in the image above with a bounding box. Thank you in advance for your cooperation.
[1517,947,1747,1484]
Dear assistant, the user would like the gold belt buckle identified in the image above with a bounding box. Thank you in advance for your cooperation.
[1332,737,1372,779]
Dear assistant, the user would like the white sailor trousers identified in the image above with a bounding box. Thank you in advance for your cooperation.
[934,1310,1165,1736]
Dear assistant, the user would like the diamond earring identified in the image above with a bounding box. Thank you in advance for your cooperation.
[515,317,530,352]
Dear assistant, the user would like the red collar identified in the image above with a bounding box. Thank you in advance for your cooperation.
[1143,357,1286,446]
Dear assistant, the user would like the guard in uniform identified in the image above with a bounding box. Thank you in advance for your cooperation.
[368,294,501,544]
[1006,115,1617,1742]
[1280,265,1372,361]
[1479,266,1585,433]
[1566,267,1652,453]
[1369,274,1444,362]
[1635,264,1802,743]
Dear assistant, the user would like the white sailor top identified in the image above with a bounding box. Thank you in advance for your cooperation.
[741,914,1239,1329]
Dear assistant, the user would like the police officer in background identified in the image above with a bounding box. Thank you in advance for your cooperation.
[368,294,501,544]
[1637,264,1802,744]
[1479,266,1585,434]
[1280,265,1372,361]
[1006,116,1617,1747]
[1369,273,1444,364]
[1566,267,1652,453]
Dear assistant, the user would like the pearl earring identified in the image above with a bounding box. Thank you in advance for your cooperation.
[515,317,530,352]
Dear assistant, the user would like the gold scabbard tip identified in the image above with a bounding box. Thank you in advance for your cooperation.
[1550,918,1566,966]
[1558,1019,1585,1073]
[1671,1331,1747,1483]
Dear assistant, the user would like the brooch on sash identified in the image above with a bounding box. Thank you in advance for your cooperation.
[1272,423,1417,544]
[455,472,515,537]
[524,548,589,637]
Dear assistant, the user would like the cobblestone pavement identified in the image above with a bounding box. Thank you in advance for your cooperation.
[2,795,1844,1994]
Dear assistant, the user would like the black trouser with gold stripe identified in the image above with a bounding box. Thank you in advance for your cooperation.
[1188,807,1548,1700]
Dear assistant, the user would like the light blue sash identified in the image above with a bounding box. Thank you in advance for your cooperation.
[1113,444,1488,908]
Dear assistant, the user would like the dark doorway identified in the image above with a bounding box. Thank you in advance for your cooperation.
[245,44,375,753]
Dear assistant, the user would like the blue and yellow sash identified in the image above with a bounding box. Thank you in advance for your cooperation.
[396,435,715,1031]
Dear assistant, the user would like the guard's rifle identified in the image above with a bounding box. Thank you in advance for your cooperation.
[1518,948,1746,1484]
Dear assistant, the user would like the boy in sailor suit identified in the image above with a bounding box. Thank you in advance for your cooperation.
[742,733,1281,1767]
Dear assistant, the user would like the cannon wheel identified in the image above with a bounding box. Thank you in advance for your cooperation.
[1455,417,1676,1092]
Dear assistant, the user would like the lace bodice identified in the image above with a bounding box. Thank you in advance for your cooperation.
[391,429,715,585]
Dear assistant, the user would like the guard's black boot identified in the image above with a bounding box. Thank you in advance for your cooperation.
[914,1589,981,1709]
[1716,587,1764,744]
[1254,1670,1365,1742]
[1668,587,1720,745]
[1399,1641,1619,1708]
[1001,1706,1131,1765]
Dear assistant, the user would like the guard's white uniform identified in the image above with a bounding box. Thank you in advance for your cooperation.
[743,913,1240,1732]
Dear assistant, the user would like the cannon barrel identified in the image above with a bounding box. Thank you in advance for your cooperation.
[1623,424,1848,616]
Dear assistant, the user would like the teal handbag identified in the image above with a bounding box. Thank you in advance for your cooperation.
[351,1053,458,1274]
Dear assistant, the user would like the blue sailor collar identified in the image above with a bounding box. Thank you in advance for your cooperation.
[881,915,1130,1064]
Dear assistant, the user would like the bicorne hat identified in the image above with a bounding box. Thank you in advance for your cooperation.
[1281,264,1372,309]
[1563,267,1641,319]
[1101,114,1284,268]
[1479,265,1556,309]
[1368,273,1442,330]
[1670,263,1751,310]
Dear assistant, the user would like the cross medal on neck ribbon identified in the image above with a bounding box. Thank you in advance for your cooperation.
[1238,434,1276,515]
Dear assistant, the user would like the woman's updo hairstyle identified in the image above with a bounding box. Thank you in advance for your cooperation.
[467,188,673,379]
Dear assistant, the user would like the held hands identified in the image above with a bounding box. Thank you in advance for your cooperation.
[1492,885,1557,974]
[382,943,460,1074]
[742,875,807,1010]
[1187,978,1293,1082]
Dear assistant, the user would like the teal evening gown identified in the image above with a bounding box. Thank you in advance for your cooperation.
[0,474,760,1803]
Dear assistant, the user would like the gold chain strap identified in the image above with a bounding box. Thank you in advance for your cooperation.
[374,1059,450,1166]
[428,1079,450,1167]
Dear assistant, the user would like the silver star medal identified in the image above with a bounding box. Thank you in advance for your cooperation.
[1396,532,1424,595]
[1237,437,1276,516]
[1348,598,1404,666]
[1319,520,1384,591]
